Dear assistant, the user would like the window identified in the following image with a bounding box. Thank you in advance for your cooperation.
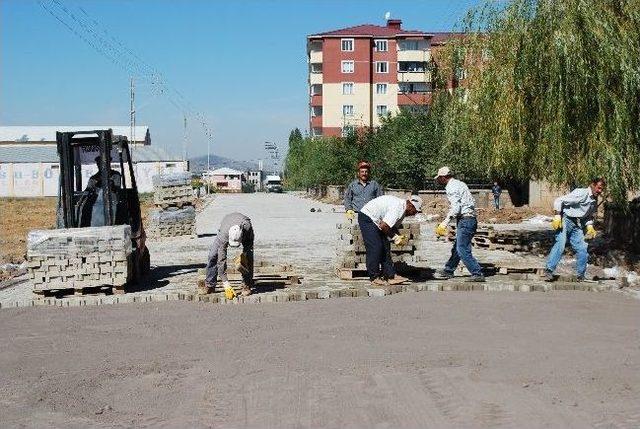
[311,127,323,137]
[311,106,322,117]
[310,63,322,73]
[376,105,388,116]
[399,82,432,93]
[342,82,354,95]
[398,61,428,72]
[375,61,388,73]
[376,83,387,94]
[398,40,420,51]
[310,84,322,95]
[374,39,388,52]
[342,126,355,137]
[342,105,354,116]
[341,60,354,73]
[341,38,354,51]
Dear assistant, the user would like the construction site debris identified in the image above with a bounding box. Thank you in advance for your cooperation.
[27,225,133,293]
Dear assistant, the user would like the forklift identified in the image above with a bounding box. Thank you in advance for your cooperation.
[56,129,150,282]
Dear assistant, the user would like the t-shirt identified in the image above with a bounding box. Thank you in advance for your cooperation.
[360,195,406,229]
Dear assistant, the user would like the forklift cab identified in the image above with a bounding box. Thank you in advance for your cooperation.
[56,129,149,277]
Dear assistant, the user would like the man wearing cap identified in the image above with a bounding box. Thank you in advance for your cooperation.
[205,212,254,298]
[434,167,485,282]
[358,194,423,286]
[343,161,383,221]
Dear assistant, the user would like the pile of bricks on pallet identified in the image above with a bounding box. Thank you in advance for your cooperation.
[148,172,196,238]
[27,225,133,293]
[335,219,429,279]
[448,224,555,253]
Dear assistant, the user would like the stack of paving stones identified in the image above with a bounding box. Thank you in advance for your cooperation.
[448,224,555,253]
[335,218,428,279]
[148,172,196,238]
[27,225,133,294]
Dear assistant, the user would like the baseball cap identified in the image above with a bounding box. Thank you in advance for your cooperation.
[409,195,423,212]
[434,166,452,179]
[228,225,242,247]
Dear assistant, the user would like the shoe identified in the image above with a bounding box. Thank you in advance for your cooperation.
[241,287,252,296]
[435,269,454,280]
[370,278,387,287]
[465,275,486,282]
[388,275,409,285]
[543,270,555,282]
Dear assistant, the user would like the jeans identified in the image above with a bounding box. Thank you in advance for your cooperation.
[545,216,588,277]
[358,212,395,280]
[493,195,500,209]
[444,217,483,276]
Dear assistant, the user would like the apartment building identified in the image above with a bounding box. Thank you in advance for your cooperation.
[307,19,457,137]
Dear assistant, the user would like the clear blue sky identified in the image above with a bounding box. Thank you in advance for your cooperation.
[1,0,481,162]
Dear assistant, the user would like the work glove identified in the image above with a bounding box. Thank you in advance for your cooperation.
[584,224,597,240]
[223,281,236,300]
[392,234,409,246]
[551,215,563,230]
[435,222,448,237]
[345,209,355,221]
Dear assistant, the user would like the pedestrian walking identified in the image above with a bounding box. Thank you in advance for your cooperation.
[359,195,422,286]
[543,178,606,281]
[434,167,485,282]
[491,181,501,210]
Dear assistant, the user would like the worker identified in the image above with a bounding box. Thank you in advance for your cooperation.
[543,178,606,282]
[491,181,502,210]
[434,166,485,282]
[86,155,122,191]
[359,194,422,286]
[343,161,383,221]
[205,212,254,298]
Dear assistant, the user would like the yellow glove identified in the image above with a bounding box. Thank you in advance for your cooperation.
[551,215,563,230]
[392,234,408,246]
[435,222,448,237]
[223,281,236,300]
[585,224,597,240]
[345,209,355,220]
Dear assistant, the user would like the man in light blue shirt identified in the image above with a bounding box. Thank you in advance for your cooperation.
[544,178,606,281]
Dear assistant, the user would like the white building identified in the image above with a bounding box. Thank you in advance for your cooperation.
[203,167,244,192]
[0,126,186,196]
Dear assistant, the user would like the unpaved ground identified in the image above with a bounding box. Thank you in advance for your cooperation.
[1,291,639,428]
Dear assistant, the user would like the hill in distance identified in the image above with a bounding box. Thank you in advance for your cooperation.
[189,154,258,173]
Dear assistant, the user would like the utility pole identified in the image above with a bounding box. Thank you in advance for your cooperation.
[130,76,135,150]
[182,115,188,162]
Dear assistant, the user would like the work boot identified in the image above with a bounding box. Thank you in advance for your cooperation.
[435,269,454,280]
[543,270,555,282]
[465,275,486,282]
[370,278,387,288]
[388,275,409,285]
[241,286,252,296]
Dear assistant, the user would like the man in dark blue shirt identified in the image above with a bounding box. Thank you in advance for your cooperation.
[343,161,383,220]
[491,182,502,210]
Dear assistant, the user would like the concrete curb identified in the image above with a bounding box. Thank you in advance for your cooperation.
[0,279,619,310]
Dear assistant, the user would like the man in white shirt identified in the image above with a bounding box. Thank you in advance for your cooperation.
[359,195,423,286]
[434,167,485,282]
[544,178,605,281]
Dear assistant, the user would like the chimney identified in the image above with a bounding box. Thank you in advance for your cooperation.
[387,19,402,30]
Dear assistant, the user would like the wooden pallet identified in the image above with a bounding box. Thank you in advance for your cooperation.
[33,284,126,298]
[197,265,301,295]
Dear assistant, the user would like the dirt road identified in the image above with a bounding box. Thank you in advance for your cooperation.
[2,291,639,428]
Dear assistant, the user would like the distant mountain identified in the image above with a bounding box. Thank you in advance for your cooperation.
[189,154,258,172]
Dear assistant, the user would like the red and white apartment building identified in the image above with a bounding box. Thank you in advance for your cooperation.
[307,19,457,137]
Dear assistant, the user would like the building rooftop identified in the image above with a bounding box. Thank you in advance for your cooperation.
[0,126,151,144]
[0,144,181,163]
[210,167,243,176]
[309,23,429,38]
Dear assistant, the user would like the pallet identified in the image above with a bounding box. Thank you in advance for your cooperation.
[157,201,193,210]
[33,285,125,298]
[196,266,302,295]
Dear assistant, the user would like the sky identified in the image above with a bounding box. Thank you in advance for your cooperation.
[1,0,482,163]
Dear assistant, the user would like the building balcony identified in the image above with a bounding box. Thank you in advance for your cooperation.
[309,50,323,63]
[397,93,432,105]
[311,115,323,128]
[309,72,323,85]
[397,50,431,63]
[310,94,323,106]
[397,71,432,83]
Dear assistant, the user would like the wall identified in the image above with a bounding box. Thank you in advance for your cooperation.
[0,161,187,197]
[529,180,567,209]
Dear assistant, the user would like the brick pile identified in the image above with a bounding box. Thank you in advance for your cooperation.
[27,225,133,293]
[148,172,196,238]
[335,218,428,278]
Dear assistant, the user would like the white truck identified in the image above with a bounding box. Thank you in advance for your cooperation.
[264,175,283,193]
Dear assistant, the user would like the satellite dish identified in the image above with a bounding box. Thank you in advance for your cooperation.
[384,11,391,20]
